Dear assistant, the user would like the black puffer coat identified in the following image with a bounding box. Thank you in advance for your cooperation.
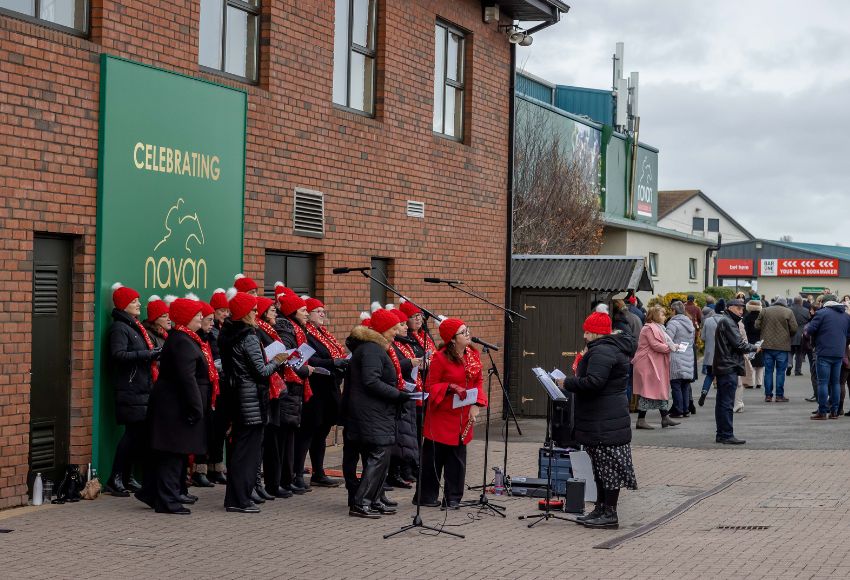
[342,326,405,446]
[561,333,637,447]
[147,331,208,455]
[713,312,757,376]
[219,320,282,426]
[108,308,158,424]
[275,316,310,427]
[391,340,419,463]
[305,327,344,428]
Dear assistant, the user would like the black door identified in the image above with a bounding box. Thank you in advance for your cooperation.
[30,236,74,484]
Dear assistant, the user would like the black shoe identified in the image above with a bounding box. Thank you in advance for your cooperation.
[310,475,341,488]
[226,505,261,514]
[756,385,762,389]
[255,485,275,500]
[698,391,708,407]
[668,411,684,418]
[124,476,142,493]
[581,506,618,529]
[575,505,603,523]
[805,396,818,402]
[717,436,746,445]
[208,471,227,485]
[292,477,312,493]
[786,368,792,376]
[177,493,197,505]
[382,483,393,492]
[370,501,397,515]
[349,505,381,519]
[250,489,266,504]
[682,412,690,418]
[441,499,460,510]
[104,474,130,497]
[155,506,191,515]
[379,493,398,507]
[386,475,413,489]
[272,486,293,499]
[191,472,215,488]
[412,498,441,508]
[688,402,697,415]
[795,372,804,376]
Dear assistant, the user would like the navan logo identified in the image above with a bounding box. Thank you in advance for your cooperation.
[144,198,208,290]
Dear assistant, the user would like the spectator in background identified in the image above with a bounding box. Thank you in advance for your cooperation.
[802,300,821,402]
[705,295,717,311]
[743,300,764,389]
[790,296,810,377]
[756,297,797,403]
[626,293,646,324]
[699,301,723,406]
[613,299,643,405]
[631,306,679,429]
[805,294,850,420]
[685,295,703,331]
[666,301,696,418]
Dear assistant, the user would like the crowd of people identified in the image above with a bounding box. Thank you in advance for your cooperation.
[104,274,487,517]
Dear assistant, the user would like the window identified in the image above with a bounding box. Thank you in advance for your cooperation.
[648,253,659,278]
[433,21,465,139]
[199,0,260,82]
[0,0,87,34]
[333,0,377,115]
[692,217,704,232]
[689,258,698,281]
[707,218,720,233]
[264,252,316,297]
[370,257,390,306]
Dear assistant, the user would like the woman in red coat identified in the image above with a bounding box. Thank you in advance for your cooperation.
[418,318,487,509]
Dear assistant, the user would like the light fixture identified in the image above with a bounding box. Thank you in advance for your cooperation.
[519,34,533,46]
[483,4,500,23]
[503,24,532,46]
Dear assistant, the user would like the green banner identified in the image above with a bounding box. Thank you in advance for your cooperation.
[93,56,246,475]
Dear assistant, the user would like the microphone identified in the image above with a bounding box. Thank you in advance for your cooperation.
[424,277,464,285]
[332,267,373,274]
[471,337,499,351]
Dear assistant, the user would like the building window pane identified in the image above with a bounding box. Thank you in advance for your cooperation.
[434,21,465,139]
[433,25,446,132]
[689,258,698,280]
[332,0,376,114]
[1,0,87,32]
[198,0,260,82]
[199,0,223,69]
[371,258,390,306]
[1,0,35,14]
[707,218,720,232]
[648,252,659,278]
[692,217,704,231]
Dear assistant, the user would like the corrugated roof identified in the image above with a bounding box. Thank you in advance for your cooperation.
[657,190,700,218]
[554,85,613,126]
[512,255,653,291]
[770,241,850,262]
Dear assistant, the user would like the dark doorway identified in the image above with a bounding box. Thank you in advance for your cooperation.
[264,251,316,296]
[370,257,390,306]
[30,235,74,484]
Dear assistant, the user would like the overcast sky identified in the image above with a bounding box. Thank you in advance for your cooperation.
[519,1,850,244]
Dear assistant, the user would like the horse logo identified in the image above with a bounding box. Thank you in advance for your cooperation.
[145,198,208,290]
[153,198,206,254]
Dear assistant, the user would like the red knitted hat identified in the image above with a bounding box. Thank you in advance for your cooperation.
[359,311,371,328]
[304,297,325,313]
[438,318,465,344]
[200,301,215,317]
[146,295,169,322]
[112,282,139,310]
[391,308,408,324]
[371,309,401,334]
[399,298,421,319]
[277,293,306,317]
[169,298,202,327]
[273,281,296,297]
[234,273,258,293]
[209,288,228,310]
[583,312,612,335]
[256,296,275,317]
[627,295,637,305]
[228,291,257,321]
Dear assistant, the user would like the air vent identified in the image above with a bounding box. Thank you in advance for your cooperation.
[30,423,55,471]
[406,200,425,219]
[293,189,325,238]
[33,266,59,315]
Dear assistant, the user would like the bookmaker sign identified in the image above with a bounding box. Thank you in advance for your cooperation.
[93,56,246,473]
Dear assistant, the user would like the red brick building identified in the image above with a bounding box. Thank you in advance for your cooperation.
[0,0,567,508]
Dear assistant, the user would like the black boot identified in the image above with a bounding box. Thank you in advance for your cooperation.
[192,472,215,488]
[581,506,619,529]
[255,474,274,500]
[575,503,603,522]
[208,470,227,485]
[104,473,130,497]
[250,488,266,504]
[124,475,142,493]
[379,492,398,507]
[292,476,312,493]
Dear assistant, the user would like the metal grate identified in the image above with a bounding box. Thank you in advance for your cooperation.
[717,525,770,531]
[30,423,55,471]
[406,200,425,219]
[293,188,325,238]
[33,266,59,315]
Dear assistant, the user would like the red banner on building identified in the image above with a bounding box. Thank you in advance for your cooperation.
[717,259,754,276]
[759,259,839,277]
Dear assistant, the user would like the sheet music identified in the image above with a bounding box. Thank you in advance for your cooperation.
[532,367,567,401]
[549,368,566,381]
[411,364,419,382]
[452,387,479,408]
[286,344,316,369]
[403,381,417,392]
[263,341,287,360]
[408,392,429,401]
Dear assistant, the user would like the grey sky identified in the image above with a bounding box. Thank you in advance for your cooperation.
[519,1,850,244]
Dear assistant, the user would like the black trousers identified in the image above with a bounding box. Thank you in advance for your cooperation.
[263,424,286,491]
[420,439,467,504]
[342,431,364,505]
[279,424,297,488]
[148,450,185,513]
[353,443,391,508]
[294,421,333,478]
[111,421,147,480]
[224,424,263,509]
[207,407,229,466]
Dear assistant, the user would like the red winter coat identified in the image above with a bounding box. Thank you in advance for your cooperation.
[423,348,487,446]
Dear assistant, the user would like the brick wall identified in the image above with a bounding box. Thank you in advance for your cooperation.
[0,0,510,508]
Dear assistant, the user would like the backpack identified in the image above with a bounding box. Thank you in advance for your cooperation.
[52,464,84,503]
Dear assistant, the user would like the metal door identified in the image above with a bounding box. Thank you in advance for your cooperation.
[516,292,585,417]
[30,236,74,483]
[264,251,316,296]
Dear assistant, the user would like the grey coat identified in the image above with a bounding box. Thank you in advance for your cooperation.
[790,304,810,347]
[701,313,719,368]
[666,314,696,380]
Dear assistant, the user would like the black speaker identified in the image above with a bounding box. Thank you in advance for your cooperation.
[550,394,576,448]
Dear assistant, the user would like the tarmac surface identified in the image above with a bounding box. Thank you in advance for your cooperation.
[3,371,850,579]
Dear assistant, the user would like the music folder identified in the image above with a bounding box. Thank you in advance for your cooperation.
[532,367,567,401]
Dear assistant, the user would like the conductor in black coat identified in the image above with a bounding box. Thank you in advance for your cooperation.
[136,298,207,515]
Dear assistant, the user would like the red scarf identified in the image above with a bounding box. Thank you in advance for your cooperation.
[134,320,159,382]
[174,324,220,410]
[463,347,482,385]
[412,329,436,354]
[256,319,287,400]
[386,346,407,391]
[283,321,312,402]
[306,323,346,359]
[395,340,422,393]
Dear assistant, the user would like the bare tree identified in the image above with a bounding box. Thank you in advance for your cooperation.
[512,102,604,255]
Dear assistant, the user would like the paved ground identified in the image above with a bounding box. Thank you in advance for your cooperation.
[3,371,850,579]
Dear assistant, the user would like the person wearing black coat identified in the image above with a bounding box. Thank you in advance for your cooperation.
[136,298,208,515]
[386,331,421,489]
[204,289,230,484]
[219,291,287,514]
[559,311,638,530]
[190,300,218,489]
[342,309,412,518]
[105,283,161,497]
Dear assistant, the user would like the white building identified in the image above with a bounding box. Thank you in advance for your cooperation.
[657,190,754,243]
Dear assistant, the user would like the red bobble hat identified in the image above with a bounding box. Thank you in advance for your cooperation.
[359,311,371,328]
[234,273,258,293]
[256,296,275,317]
[228,290,257,321]
[209,288,228,310]
[399,298,421,319]
[112,282,139,310]
[304,297,325,313]
[627,295,637,305]
[274,281,295,297]
[169,298,202,327]
[200,301,215,317]
[438,317,465,344]
[582,311,612,335]
[371,308,401,334]
[391,308,408,324]
[146,295,169,322]
[277,293,306,317]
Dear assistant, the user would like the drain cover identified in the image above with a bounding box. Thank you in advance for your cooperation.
[717,525,770,530]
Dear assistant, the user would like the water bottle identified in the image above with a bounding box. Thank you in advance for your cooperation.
[493,467,505,496]
[33,473,43,506]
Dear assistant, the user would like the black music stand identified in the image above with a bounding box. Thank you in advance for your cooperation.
[518,368,571,528]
